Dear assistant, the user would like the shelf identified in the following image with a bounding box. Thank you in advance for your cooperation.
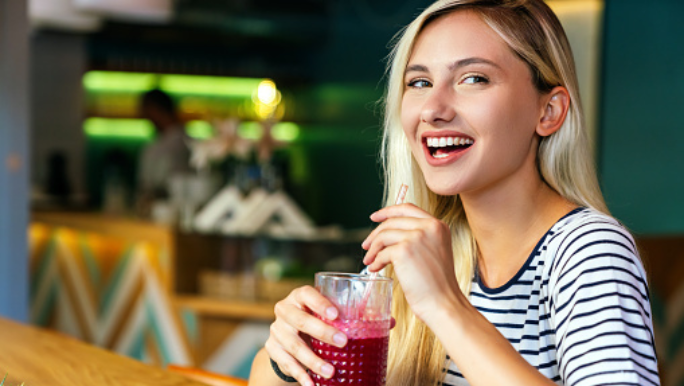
[174,295,276,321]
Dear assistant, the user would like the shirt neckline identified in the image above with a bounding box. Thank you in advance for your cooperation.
[474,207,586,294]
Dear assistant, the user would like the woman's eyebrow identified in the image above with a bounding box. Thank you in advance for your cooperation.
[449,57,501,71]
[405,64,428,74]
[405,57,501,76]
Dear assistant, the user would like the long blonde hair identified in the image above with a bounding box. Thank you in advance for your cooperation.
[380,1,608,384]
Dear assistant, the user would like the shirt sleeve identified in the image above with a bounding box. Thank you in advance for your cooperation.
[549,218,660,386]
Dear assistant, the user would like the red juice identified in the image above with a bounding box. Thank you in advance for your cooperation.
[309,319,390,386]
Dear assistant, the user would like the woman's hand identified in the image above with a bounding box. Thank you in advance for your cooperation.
[362,203,462,321]
[264,286,348,386]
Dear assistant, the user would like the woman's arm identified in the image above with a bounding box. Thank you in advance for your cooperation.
[426,296,558,386]
[363,204,557,386]
[548,217,659,385]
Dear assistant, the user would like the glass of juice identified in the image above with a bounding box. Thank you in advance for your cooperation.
[308,272,393,386]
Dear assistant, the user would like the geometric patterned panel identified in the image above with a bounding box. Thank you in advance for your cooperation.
[29,223,191,366]
[200,321,270,379]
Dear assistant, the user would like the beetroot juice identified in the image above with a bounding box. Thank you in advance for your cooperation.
[309,319,390,386]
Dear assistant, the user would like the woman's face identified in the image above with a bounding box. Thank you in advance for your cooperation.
[401,10,547,197]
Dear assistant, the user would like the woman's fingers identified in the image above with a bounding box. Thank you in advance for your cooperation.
[362,216,426,250]
[277,286,348,348]
[275,300,347,348]
[269,321,336,380]
[292,285,340,321]
[369,203,433,222]
[267,285,347,382]
[363,229,416,271]
[363,218,429,264]
[366,244,400,273]
[265,339,315,386]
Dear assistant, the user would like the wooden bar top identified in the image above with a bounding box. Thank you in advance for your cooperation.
[31,211,172,245]
[0,317,206,386]
[175,295,276,321]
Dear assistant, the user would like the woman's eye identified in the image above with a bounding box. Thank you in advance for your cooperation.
[407,79,432,88]
[462,75,489,85]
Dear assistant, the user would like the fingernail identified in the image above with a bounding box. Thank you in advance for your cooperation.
[326,307,338,319]
[321,363,334,378]
[333,332,347,346]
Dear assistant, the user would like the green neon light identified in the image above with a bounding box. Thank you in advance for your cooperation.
[272,122,300,141]
[159,75,263,97]
[83,72,158,93]
[84,118,299,142]
[84,118,154,140]
[186,120,214,139]
[83,71,264,98]
[237,122,300,141]
[237,122,263,140]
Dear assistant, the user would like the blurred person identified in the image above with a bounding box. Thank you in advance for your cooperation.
[249,0,660,385]
[136,88,191,216]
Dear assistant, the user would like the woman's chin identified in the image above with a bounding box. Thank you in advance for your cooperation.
[425,180,461,197]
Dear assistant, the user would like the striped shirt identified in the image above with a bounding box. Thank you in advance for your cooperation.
[442,208,660,386]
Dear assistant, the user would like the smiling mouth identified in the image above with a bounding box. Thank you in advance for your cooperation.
[425,136,474,159]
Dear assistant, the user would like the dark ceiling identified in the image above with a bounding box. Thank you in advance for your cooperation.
[85,0,334,83]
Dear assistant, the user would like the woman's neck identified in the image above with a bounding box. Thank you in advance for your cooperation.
[461,176,576,289]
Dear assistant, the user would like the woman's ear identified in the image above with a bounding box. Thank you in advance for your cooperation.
[537,86,570,137]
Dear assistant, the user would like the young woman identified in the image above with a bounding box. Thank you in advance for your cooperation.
[248,1,660,385]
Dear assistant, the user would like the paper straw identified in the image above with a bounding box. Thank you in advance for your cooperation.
[394,184,408,206]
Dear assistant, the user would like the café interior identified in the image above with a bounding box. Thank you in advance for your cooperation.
[1,0,683,385]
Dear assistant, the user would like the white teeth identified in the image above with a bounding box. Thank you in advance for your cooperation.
[426,136,473,148]
[434,153,449,159]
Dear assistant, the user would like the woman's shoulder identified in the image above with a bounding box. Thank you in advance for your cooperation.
[550,207,635,247]
[545,207,643,279]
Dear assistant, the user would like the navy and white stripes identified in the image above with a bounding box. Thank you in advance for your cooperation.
[442,208,660,386]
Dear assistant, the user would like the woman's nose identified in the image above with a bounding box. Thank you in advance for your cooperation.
[420,87,456,125]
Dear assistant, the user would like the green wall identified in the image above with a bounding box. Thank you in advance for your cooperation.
[600,0,684,235]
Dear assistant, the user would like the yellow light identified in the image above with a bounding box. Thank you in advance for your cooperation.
[257,80,278,105]
[83,118,154,140]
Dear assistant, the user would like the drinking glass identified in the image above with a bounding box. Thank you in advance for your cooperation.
[308,272,392,386]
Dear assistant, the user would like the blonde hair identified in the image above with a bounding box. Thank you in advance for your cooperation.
[380,0,608,384]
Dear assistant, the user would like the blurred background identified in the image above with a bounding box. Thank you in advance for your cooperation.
[0,0,683,384]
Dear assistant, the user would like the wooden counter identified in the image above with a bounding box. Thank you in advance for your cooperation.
[175,296,275,321]
[0,317,207,386]
[32,211,173,246]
